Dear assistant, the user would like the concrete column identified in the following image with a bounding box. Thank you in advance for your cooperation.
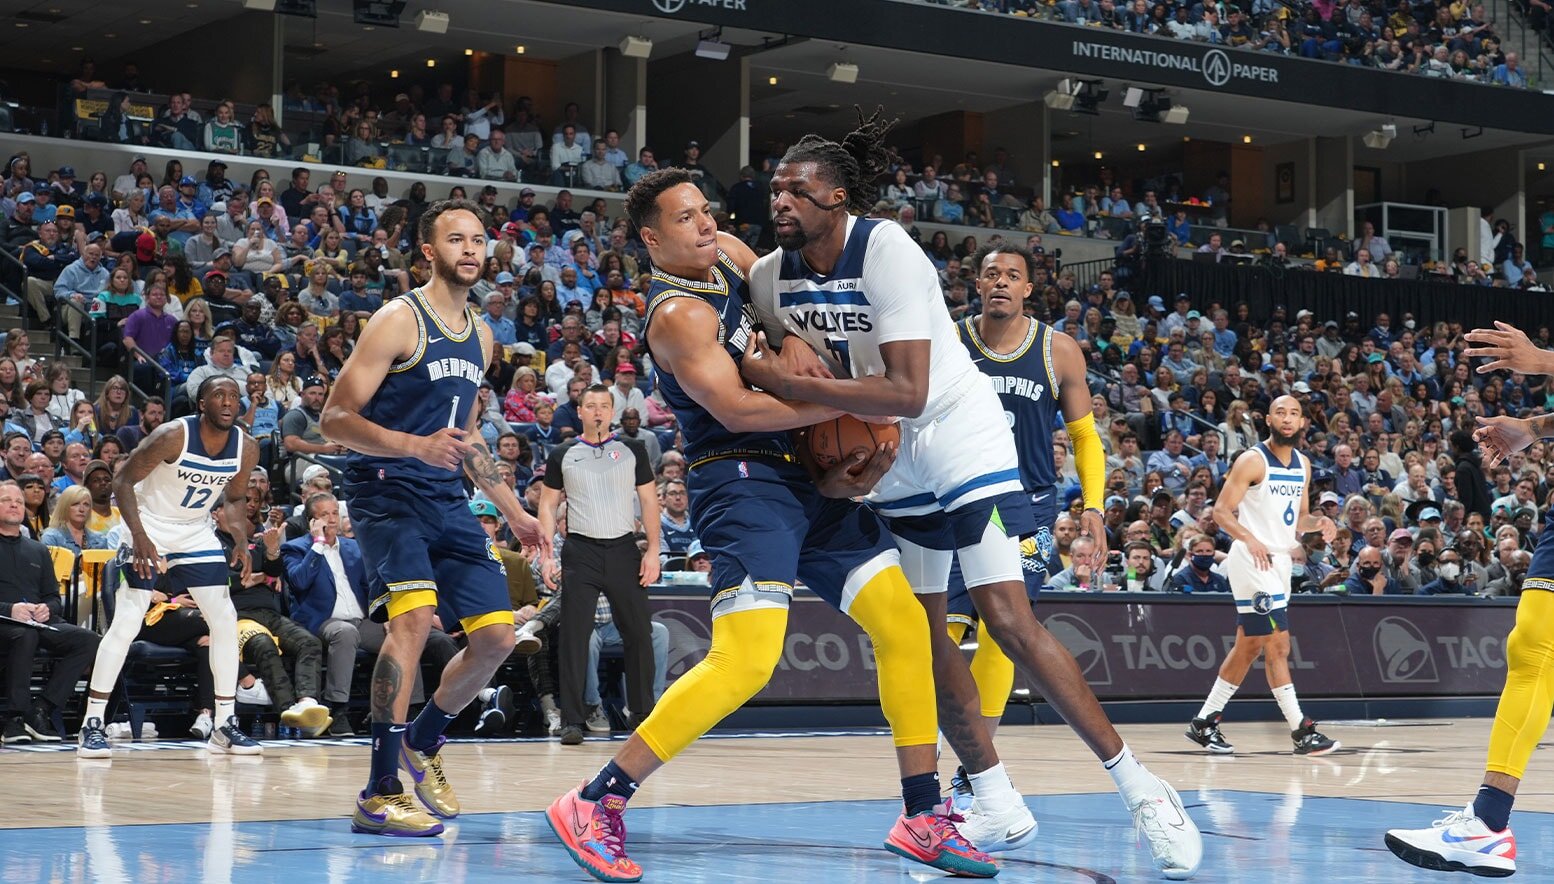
[603,52,648,158]
[980,101,1051,202]
[646,51,750,193]
[1313,135,1353,237]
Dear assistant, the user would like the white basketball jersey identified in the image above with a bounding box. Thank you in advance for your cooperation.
[134,416,241,526]
[1237,444,1307,551]
[749,216,980,419]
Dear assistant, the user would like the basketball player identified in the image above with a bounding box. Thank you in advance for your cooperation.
[77,376,266,758]
[1383,321,1553,877]
[545,168,996,882]
[320,199,547,837]
[940,243,1111,819]
[1184,395,1339,757]
[742,110,1200,878]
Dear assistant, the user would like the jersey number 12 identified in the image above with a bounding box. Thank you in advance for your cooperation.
[180,485,214,510]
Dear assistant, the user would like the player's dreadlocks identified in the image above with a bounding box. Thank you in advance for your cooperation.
[780,106,899,214]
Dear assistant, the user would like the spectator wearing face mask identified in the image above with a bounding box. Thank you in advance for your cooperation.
[1416,548,1474,595]
[1168,535,1230,593]
[1345,545,1403,595]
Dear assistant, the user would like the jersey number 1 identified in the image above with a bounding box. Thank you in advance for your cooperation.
[449,395,460,429]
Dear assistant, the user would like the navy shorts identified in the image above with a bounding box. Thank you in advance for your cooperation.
[119,556,231,595]
[945,488,1054,628]
[688,456,899,620]
[1526,509,1554,593]
[1237,607,1289,636]
[347,479,512,632]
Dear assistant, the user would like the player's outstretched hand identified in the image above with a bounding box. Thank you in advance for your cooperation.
[816,442,897,499]
[1244,535,1272,571]
[739,331,784,392]
[1474,415,1535,468]
[416,427,474,472]
[1464,321,1552,375]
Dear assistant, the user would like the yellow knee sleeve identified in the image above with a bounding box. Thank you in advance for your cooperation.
[1487,590,1554,780]
[970,622,1016,719]
[848,566,938,748]
[635,607,787,763]
[946,621,968,644]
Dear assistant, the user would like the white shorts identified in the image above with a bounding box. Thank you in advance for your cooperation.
[1224,541,1291,615]
[116,512,229,592]
[872,375,1034,593]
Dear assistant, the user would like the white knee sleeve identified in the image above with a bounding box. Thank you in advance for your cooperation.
[88,586,153,694]
[190,585,239,696]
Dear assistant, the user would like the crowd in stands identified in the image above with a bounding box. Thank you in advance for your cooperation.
[0,106,1547,740]
[913,0,1533,87]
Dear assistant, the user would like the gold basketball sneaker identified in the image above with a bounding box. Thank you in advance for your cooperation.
[353,785,445,837]
[401,736,460,818]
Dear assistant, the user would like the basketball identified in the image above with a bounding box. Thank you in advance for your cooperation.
[804,415,900,472]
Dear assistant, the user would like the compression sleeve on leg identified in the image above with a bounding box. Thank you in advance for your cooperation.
[1486,589,1554,780]
[846,564,938,748]
[970,622,1016,719]
[634,607,787,763]
[1065,413,1106,511]
[946,621,968,644]
[88,583,154,695]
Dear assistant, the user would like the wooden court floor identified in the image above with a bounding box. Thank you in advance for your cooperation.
[7,717,1551,830]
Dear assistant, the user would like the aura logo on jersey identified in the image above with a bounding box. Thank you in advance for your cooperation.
[1373,616,1440,684]
[1043,612,1112,685]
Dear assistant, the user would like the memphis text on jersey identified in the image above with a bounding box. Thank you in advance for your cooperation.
[426,356,484,385]
[985,375,1047,404]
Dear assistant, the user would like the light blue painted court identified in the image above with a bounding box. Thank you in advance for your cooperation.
[6,790,1549,882]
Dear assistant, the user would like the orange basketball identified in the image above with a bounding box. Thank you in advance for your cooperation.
[804,415,901,472]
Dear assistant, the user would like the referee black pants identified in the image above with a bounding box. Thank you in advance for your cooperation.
[558,534,654,729]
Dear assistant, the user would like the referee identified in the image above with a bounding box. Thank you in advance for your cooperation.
[538,384,661,744]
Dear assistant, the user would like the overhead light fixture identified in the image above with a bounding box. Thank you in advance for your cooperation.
[1051,159,1060,167]
[695,29,731,61]
[414,9,449,33]
[390,69,399,78]
[1044,79,1079,111]
[618,35,653,58]
[354,0,406,28]
[768,76,779,85]
[1539,162,1547,171]
[1125,86,1188,125]
[1162,106,1189,124]
[827,62,859,83]
[426,58,436,68]
[1362,123,1397,150]
[1045,78,1105,115]
[1137,143,1146,152]
[515,45,525,54]
[464,48,473,56]
[1094,150,1103,160]
[1242,134,1253,143]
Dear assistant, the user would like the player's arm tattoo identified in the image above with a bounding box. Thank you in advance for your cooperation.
[370,656,402,723]
[463,441,503,489]
[1531,413,1554,440]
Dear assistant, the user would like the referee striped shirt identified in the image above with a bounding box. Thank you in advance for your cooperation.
[543,435,653,540]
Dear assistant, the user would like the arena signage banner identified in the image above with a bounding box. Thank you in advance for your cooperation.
[538,0,1554,133]
[650,592,1517,703]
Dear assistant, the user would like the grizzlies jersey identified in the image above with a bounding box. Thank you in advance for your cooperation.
[1239,444,1307,551]
[958,314,1060,493]
[643,250,792,466]
[750,216,979,419]
[134,416,240,525]
[347,287,486,491]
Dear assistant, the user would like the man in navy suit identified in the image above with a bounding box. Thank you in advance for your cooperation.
[282,492,456,733]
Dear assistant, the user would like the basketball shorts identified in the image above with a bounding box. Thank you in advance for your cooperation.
[946,488,1055,628]
[348,479,513,634]
[117,513,230,593]
[872,376,1035,593]
[687,456,899,621]
[1524,508,1554,593]
[1225,541,1290,635]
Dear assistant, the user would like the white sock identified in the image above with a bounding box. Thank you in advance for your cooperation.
[967,762,1021,810]
[214,698,235,724]
[1196,677,1240,722]
[1272,683,1305,730]
[478,687,496,704]
[1103,744,1158,805]
[84,697,108,724]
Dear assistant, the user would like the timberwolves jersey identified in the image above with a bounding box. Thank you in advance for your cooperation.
[750,216,979,417]
[347,288,485,491]
[1239,444,1307,550]
[643,250,792,466]
[958,314,1060,494]
[135,416,240,524]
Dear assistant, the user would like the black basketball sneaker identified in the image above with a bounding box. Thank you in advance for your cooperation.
[1292,718,1339,756]
[1185,711,1235,754]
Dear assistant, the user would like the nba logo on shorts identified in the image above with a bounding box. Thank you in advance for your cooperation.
[738,461,748,478]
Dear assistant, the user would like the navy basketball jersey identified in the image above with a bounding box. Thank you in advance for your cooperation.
[958,314,1060,493]
[347,288,485,490]
[643,250,792,466]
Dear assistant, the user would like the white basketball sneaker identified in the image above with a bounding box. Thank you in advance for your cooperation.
[1385,806,1516,878]
[956,796,1039,853]
[1128,775,1203,880]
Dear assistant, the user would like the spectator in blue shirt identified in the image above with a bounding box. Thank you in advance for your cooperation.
[556,266,591,310]
[337,267,383,317]
[1210,309,1237,356]
[1503,244,1533,286]
[1165,208,1192,245]
[1054,194,1086,233]
[1169,535,1231,593]
[480,288,518,346]
[1491,52,1527,88]
[1147,430,1194,493]
[1344,546,1402,594]
[932,184,966,224]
